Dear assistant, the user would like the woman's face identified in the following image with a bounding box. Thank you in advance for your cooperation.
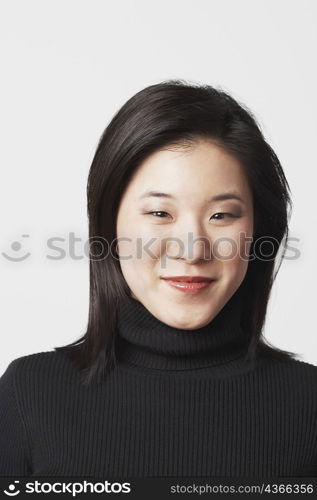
[116,138,254,329]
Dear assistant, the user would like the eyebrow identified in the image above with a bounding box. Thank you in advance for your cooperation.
[138,190,245,203]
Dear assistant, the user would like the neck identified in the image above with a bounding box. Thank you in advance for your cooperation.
[115,285,250,371]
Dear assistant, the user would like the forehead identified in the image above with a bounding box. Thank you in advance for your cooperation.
[124,140,252,204]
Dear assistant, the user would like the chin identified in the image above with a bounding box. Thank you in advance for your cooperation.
[166,310,214,330]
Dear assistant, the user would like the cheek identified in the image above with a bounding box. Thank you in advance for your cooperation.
[117,214,164,261]
[117,227,160,288]
[119,256,158,296]
[117,231,162,262]
[212,227,251,274]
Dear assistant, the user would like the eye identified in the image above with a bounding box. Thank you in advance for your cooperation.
[145,211,171,218]
[210,212,240,220]
[144,211,241,220]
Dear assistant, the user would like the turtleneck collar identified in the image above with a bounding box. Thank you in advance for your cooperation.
[115,284,251,371]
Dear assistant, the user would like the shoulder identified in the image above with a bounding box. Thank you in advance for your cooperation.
[258,355,317,392]
[1,350,77,388]
[2,350,66,371]
[266,356,317,374]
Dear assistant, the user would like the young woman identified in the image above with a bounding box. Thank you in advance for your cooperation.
[1,80,316,478]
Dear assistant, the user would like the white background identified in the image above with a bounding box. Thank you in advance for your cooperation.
[0,0,316,375]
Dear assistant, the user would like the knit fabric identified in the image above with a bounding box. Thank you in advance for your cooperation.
[1,288,317,477]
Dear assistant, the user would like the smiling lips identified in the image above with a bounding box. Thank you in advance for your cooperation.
[161,276,213,282]
[161,276,214,294]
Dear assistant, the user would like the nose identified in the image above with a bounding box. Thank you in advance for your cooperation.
[163,223,212,264]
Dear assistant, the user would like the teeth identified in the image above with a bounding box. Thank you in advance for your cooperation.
[176,281,201,283]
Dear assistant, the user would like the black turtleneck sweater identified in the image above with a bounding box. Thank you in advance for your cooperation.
[1,289,317,478]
